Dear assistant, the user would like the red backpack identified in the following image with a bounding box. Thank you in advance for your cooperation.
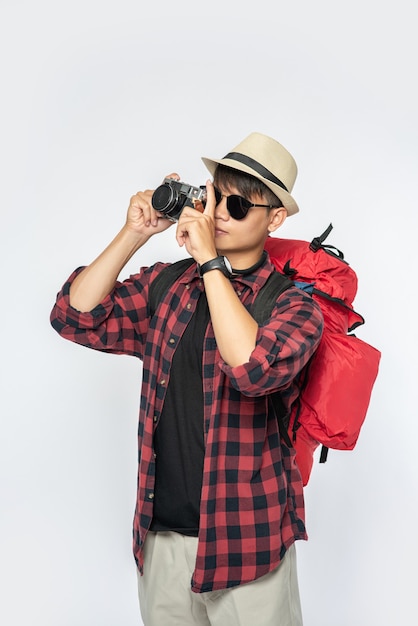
[149,225,381,487]
[265,224,381,485]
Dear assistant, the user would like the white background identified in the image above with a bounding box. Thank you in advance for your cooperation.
[1,1,417,625]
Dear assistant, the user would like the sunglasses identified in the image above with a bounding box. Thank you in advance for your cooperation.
[213,186,279,220]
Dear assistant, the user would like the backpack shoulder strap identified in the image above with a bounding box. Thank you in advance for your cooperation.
[148,257,195,317]
[250,270,294,325]
[269,393,294,448]
[249,270,295,447]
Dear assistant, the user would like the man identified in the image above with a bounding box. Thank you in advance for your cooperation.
[50,132,324,625]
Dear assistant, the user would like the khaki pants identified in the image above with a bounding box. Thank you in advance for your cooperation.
[137,531,303,626]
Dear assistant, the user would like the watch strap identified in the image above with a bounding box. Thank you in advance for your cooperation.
[198,256,231,278]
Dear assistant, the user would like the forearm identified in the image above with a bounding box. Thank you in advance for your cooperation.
[69,226,149,312]
[203,271,258,367]
[219,289,324,397]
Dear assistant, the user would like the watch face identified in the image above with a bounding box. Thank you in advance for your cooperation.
[223,257,232,274]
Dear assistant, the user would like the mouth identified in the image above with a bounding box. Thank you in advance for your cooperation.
[215,228,228,236]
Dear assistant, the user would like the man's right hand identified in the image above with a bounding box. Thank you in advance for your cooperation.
[68,174,180,312]
[126,173,180,237]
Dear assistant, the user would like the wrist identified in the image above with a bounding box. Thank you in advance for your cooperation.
[198,256,233,278]
[121,224,150,248]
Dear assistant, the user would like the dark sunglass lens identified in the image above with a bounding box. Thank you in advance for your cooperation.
[214,187,222,204]
[227,195,251,220]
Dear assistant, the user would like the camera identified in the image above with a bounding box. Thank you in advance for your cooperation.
[151,178,206,222]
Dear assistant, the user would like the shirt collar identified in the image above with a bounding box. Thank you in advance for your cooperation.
[178,251,275,294]
[231,250,268,276]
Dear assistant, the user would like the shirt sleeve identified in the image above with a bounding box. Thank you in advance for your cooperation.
[50,263,165,359]
[220,286,324,396]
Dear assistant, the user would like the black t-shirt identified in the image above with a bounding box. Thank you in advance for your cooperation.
[150,292,210,536]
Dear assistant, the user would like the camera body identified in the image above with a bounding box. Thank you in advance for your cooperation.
[151,178,206,222]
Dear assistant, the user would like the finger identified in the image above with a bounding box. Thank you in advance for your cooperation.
[129,191,158,226]
[140,189,168,226]
[203,179,215,217]
[176,207,198,226]
[164,172,180,181]
[175,220,188,248]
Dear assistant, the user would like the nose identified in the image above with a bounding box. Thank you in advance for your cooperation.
[214,195,230,220]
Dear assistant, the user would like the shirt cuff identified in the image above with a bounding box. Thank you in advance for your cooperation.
[219,339,276,395]
[51,267,116,329]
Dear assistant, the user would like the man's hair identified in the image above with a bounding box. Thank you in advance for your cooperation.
[213,164,283,208]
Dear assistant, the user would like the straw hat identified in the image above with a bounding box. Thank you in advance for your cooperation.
[202,132,299,216]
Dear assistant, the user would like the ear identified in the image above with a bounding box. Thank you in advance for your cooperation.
[267,207,287,233]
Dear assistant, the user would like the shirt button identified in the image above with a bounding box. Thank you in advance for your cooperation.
[186,303,192,310]
[185,284,190,290]
[148,493,154,500]
[160,379,166,386]
[153,415,158,422]
[169,337,175,344]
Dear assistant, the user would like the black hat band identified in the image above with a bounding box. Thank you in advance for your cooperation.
[223,152,289,193]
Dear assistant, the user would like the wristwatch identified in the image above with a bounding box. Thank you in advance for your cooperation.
[198,256,233,278]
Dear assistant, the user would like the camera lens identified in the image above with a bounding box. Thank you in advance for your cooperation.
[152,183,178,212]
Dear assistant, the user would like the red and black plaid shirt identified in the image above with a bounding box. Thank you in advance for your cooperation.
[50,255,323,593]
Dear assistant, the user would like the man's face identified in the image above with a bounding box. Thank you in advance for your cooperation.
[212,183,285,267]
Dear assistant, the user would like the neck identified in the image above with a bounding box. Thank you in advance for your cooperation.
[231,251,267,275]
[217,242,266,271]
